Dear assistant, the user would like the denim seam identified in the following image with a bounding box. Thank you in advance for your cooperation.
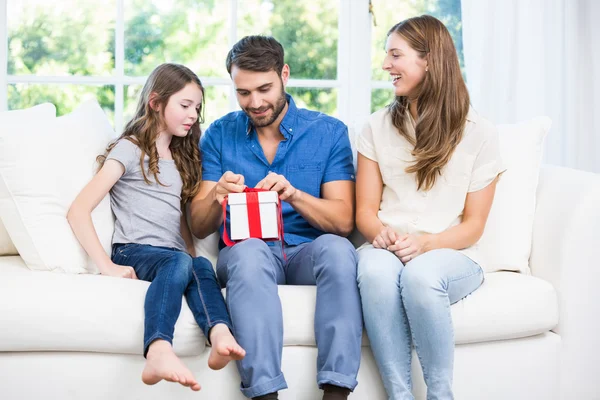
[226,289,249,384]
[191,267,213,332]
[403,305,429,383]
[446,266,483,284]
[399,297,413,390]
[155,256,175,348]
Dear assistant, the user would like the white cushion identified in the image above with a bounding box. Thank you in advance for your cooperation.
[0,256,205,356]
[0,222,17,257]
[0,99,115,273]
[0,103,57,256]
[0,255,557,354]
[476,117,551,273]
[279,271,557,346]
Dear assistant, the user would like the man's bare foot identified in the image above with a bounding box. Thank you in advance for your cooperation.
[142,340,201,391]
[208,323,246,370]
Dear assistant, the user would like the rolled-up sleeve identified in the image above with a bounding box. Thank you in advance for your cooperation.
[469,126,506,192]
[357,120,377,162]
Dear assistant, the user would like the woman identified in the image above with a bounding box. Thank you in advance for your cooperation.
[356,15,505,400]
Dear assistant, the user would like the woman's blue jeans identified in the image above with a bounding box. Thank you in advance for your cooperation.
[357,246,484,400]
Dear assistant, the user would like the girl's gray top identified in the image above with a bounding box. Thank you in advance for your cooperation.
[107,139,187,252]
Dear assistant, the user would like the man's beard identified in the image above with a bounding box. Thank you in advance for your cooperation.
[246,88,287,128]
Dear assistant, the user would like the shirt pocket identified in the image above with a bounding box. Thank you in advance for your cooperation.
[442,152,475,189]
[379,147,415,204]
[287,163,322,197]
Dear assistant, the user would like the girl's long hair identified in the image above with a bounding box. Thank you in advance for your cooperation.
[388,15,470,191]
[98,63,205,203]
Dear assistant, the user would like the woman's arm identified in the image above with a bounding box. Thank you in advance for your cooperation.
[356,153,401,247]
[389,177,499,263]
[428,177,498,250]
[67,160,137,279]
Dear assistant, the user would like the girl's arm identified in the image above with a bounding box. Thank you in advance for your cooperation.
[180,207,196,257]
[67,159,137,279]
[355,153,401,247]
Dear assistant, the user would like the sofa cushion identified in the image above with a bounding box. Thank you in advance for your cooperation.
[280,270,558,346]
[468,117,551,274]
[0,103,57,257]
[0,100,115,273]
[0,222,17,257]
[0,256,206,356]
[0,255,557,355]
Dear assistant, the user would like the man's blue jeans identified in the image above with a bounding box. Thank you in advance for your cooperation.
[357,246,484,400]
[216,234,362,398]
[112,243,233,356]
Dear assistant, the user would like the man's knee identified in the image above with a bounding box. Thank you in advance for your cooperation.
[224,238,277,280]
[312,234,358,278]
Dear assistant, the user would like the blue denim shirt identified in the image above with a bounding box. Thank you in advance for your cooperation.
[201,94,355,246]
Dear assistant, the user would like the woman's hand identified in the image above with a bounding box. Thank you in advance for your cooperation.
[388,234,433,264]
[372,226,401,249]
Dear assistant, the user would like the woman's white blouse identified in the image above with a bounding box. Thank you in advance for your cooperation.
[357,108,506,269]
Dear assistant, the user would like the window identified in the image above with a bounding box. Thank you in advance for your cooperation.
[1,0,463,133]
[369,0,464,112]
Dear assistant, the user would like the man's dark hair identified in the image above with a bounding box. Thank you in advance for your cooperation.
[226,35,285,75]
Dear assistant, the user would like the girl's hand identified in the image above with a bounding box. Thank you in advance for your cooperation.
[101,262,138,280]
[372,226,401,249]
[387,234,431,264]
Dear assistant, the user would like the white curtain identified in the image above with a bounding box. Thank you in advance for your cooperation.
[461,0,600,173]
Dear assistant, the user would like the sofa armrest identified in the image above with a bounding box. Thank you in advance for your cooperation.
[530,164,600,399]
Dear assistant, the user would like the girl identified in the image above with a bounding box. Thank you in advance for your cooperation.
[68,63,245,392]
[356,16,505,400]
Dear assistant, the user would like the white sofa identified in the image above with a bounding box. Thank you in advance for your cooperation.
[1,164,599,400]
[1,102,599,399]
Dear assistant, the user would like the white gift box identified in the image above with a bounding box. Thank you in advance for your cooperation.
[228,191,280,241]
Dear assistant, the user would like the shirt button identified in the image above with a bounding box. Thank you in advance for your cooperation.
[421,192,427,197]
[411,217,419,225]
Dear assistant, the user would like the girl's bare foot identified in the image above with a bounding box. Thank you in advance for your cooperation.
[208,323,246,370]
[142,340,201,391]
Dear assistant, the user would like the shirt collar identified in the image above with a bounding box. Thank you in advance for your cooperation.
[245,93,297,139]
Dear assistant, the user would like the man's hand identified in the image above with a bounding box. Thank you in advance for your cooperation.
[255,172,299,202]
[388,234,433,264]
[214,171,246,205]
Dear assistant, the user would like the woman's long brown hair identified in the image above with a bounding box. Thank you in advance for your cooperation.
[388,15,470,191]
[97,63,205,203]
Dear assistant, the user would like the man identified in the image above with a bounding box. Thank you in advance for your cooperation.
[190,35,362,400]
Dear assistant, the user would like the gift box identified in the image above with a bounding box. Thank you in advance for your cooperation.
[222,189,283,245]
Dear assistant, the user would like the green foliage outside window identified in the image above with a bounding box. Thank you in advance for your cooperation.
[7,0,462,127]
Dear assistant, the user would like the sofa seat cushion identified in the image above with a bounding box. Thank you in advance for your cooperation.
[0,257,558,355]
[0,257,206,356]
[280,270,558,346]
